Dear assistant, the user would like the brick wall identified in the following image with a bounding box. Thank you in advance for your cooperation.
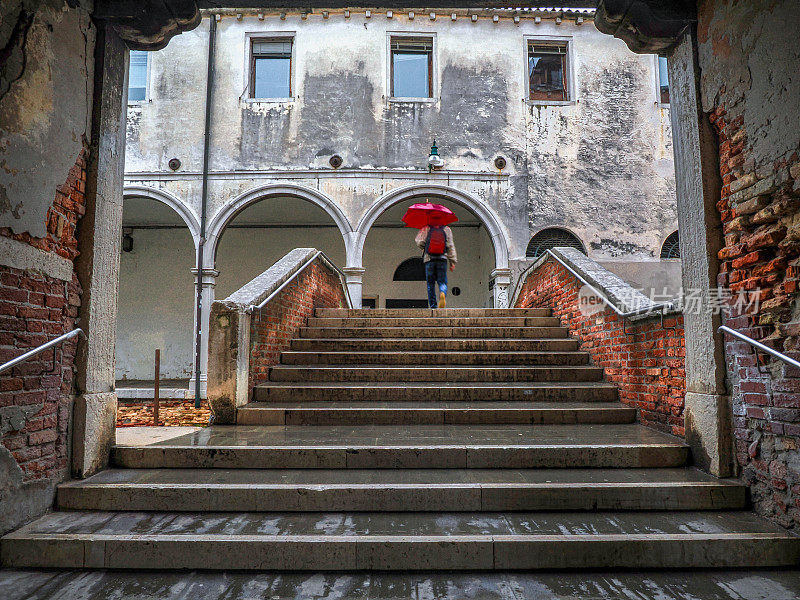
[0,148,86,484]
[249,261,348,393]
[696,0,800,528]
[514,258,686,436]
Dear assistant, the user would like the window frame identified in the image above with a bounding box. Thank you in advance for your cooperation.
[387,32,437,103]
[654,55,670,107]
[127,50,151,105]
[524,35,575,106]
[244,32,296,103]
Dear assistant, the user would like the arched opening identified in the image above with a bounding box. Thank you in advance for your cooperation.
[393,257,426,281]
[361,196,496,308]
[213,195,348,300]
[116,192,198,386]
[660,231,680,259]
[526,228,586,258]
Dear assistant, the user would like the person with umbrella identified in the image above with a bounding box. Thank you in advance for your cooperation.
[403,202,458,309]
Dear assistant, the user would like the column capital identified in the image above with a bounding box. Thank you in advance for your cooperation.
[343,267,366,280]
[192,268,219,286]
[491,268,512,284]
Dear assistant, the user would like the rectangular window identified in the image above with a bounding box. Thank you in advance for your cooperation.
[657,56,670,105]
[528,42,569,102]
[128,50,148,102]
[250,38,292,99]
[391,37,433,99]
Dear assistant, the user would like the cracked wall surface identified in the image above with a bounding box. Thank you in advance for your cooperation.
[124,11,676,262]
[0,0,94,535]
[696,0,800,530]
[0,0,94,239]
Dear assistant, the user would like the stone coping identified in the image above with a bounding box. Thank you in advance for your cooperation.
[511,247,680,321]
[221,248,335,310]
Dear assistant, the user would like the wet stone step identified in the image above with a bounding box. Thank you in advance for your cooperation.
[280,350,591,366]
[299,327,570,339]
[315,308,553,318]
[289,338,581,352]
[253,382,619,403]
[56,467,747,512]
[305,317,563,328]
[110,424,688,469]
[267,365,606,383]
[3,510,796,570]
[236,401,636,426]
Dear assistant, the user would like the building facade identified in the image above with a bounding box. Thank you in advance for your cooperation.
[120,7,677,391]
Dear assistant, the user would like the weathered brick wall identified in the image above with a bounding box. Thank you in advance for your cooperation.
[697,0,800,528]
[0,148,86,485]
[249,261,348,392]
[515,259,686,436]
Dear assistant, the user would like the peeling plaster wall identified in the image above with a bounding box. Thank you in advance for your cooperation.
[125,12,676,263]
[0,0,94,238]
[0,0,94,535]
[696,0,800,530]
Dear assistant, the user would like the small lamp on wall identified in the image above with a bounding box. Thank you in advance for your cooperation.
[122,228,134,253]
[427,139,444,172]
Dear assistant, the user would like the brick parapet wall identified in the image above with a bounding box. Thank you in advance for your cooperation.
[514,259,686,436]
[0,148,86,485]
[249,261,348,394]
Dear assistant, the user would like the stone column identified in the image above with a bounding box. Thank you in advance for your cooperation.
[72,26,128,478]
[668,30,733,476]
[492,268,512,308]
[189,268,218,398]
[343,267,365,309]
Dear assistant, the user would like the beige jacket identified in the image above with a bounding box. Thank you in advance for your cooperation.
[416,226,457,266]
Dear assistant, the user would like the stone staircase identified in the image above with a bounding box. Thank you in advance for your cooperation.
[3,308,799,571]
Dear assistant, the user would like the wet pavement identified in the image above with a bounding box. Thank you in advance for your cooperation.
[2,569,800,599]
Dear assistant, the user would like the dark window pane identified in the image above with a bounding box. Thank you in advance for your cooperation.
[129,51,148,101]
[253,56,291,98]
[526,228,585,258]
[392,52,430,98]
[393,257,426,281]
[528,47,568,102]
[658,56,670,104]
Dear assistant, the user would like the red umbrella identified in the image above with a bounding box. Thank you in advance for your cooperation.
[401,202,458,229]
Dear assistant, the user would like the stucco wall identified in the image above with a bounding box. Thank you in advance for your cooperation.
[116,229,196,381]
[124,10,676,262]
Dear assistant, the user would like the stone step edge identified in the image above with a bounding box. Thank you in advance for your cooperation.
[111,445,688,469]
[3,532,797,570]
[55,480,747,511]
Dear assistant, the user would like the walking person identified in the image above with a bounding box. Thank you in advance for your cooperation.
[416,213,457,309]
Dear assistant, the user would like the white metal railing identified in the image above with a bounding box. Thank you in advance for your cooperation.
[719,325,800,370]
[0,328,84,375]
[247,250,352,313]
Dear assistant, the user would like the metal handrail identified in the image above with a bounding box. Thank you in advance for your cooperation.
[542,249,675,319]
[719,325,800,370]
[0,328,84,375]
[247,250,353,313]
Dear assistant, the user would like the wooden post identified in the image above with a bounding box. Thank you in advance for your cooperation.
[153,349,160,426]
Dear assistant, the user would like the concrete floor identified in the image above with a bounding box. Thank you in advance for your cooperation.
[2,569,800,599]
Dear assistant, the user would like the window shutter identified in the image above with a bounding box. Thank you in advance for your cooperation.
[252,40,292,56]
[391,38,433,53]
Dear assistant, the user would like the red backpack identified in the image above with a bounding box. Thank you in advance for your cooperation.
[425,226,447,256]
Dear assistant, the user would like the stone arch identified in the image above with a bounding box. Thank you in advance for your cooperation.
[352,184,510,272]
[123,185,201,244]
[205,184,354,270]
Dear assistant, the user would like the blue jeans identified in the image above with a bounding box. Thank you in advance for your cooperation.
[425,259,448,308]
